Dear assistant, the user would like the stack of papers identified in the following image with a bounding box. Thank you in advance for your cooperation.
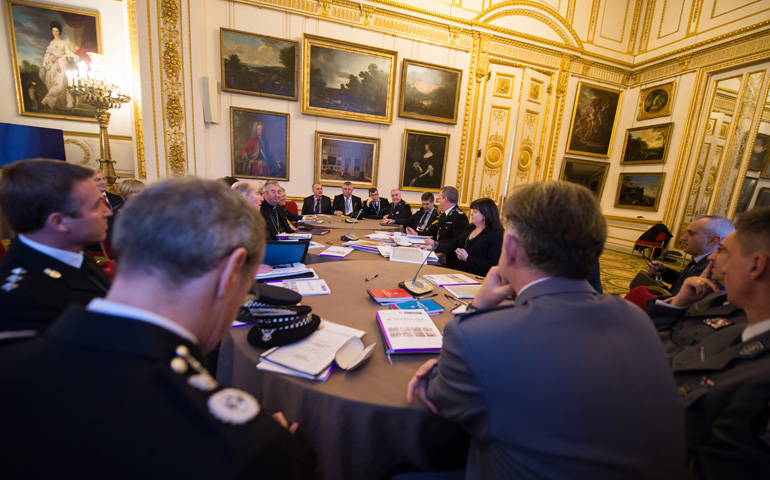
[444,284,483,299]
[319,246,354,257]
[257,321,366,381]
[343,240,382,254]
[389,299,444,315]
[277,232,312,240]
[389,247,439,264]
[423,273,479,286]
[256,262,313,281]
[376,310,443,355]
[367,288,414,304]
[265,279,331,296]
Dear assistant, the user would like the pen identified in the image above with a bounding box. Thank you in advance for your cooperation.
[415,293,438,300]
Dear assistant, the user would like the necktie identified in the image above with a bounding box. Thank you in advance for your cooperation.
[101,194,110,209]
[417,211,429,230]
[315,198,321,214]
[345,197,351,215]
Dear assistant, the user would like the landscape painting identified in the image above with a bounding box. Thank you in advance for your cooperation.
[615,173,666,211]
[302,34,397,124]
[220,29,298,100]
[398,59,462,124]
[620,123,673,164]
[566,82,623,158]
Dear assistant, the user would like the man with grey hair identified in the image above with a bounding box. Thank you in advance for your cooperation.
[260,180,294,239]
[231,180,263,210]
[0,159,112,337]
[407,181,685,479]
[0,177,314,478]
[648,215,734,294]
[408,185,468,267]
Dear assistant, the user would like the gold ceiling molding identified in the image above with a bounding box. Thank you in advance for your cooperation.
[639,0,657,52]
[544,56,571,182]
[627,0,644,54]
[158,0,187,176]
[473,1,584,49]
[127,0,146,179]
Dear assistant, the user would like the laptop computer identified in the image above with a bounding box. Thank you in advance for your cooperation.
[262,240,309,266]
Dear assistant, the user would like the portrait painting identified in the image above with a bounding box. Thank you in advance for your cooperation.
[749,133,769,171]
[566,82,623,158]
[220,29,298,100]
[615,173,666,211]
[303,34,397,124]
[559,158,609,200]
[735,177,758,214]
[400,130,450,192]
[756,187,770,208]
[620,123,674,164]
[314,131,380,189]
[399,59,462,124]
[230,107,289,181]
[637,82,675,120]
[6,0,101,121]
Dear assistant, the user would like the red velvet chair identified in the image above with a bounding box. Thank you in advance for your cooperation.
[632,231,667,261]
[284,200,299,216]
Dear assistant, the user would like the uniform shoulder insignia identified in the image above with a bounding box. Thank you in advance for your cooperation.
[458,304,514,322]
[208,388,260,425]
[738,340,765,358]
[2,270,27,291]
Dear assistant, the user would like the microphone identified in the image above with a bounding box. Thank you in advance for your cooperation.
[341,207,364,241]
[398,242,438,296]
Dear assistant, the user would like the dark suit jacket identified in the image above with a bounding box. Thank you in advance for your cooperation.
[301,195,333,215]
[383,200,412,221]
[427,278,685,479]
[332,194,362,216]
[361,198,390,219]
[671,327,770,478]
[260,203,294,240]
[398,208,438,233]
[0,306,314,479]
[0,239,110,335]
[423,206,469,267]
[647,292,747,357]
[434,225,503,276]
[662,256,710,294]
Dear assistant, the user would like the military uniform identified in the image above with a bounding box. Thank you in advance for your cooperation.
[383,199,412,221]
[0,239,110,336]
[671,327,770,479]
[422,205,469,267]
[0,304,315,479]
[647,292,748,357]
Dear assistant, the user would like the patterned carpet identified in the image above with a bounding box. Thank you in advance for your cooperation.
[599,248,684,295]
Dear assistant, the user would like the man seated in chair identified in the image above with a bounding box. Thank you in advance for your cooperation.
[0,159,112,337]
[301,183,333,215]
[260,181,295,240]
[381,189,411,222]
[0,177,315,478]
[360,187,390,219]
[646,215,733,294]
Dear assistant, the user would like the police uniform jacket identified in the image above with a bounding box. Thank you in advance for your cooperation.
[426,278,686,479]
[0,239,109,335]
[647,292,748,357]
[0,306,315,479]
[383,200,412,221]
[671,326,770,479]
[301,195,333,215]
[261,202,294,240]
[422,205,469,267]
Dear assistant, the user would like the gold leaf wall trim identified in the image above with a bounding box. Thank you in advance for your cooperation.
[64,139,91,165]
[158,0,187,176]
[128,0,146,179]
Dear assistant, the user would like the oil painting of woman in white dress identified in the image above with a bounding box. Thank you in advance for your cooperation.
[41,21,79,110]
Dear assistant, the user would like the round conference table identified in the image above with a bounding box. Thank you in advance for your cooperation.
[217,259,470,480]
[301,216,405,264]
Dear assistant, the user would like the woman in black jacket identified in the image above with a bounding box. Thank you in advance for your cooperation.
[425,197,503,276]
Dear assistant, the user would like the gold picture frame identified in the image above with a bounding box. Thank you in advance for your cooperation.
[620,123,674,165]
[399,129,450,192]
[302,34,397,125]
[615,172,666,212]
[566,82,623,158]
[559,157,609,200]
[398,59,462,125]
[230,107,289,180]
[314,131,380,189]
[6,0,102,121]
[637,81,675,121]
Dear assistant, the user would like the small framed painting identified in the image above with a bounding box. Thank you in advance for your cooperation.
[620,123,674,164]
[749,133,770,172]
[230,107,289,180]
[637,82,675,120]
[399,59,462,124]
[400,130,450,192]
[314,131,380,189]
[559,158,610,200]
[615,173,666,211]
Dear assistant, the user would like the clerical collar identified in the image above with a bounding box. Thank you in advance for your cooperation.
[18,234,84,269]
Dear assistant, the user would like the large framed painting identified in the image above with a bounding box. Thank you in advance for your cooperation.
[220,28,298,101]
[735,177,758,214]
[302,34,397,125]
[637,81,675,120]
[615,172,666,211]
[6,0,101,121]
[398,59,462,125]
[314,131,380,189]
[400,130,450,192]
[566,82,623,158]
[756,187,770,207]
[620,123,674,164]
[749,133,770,171]
[230,107,289,181]
[559,158,610,200]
